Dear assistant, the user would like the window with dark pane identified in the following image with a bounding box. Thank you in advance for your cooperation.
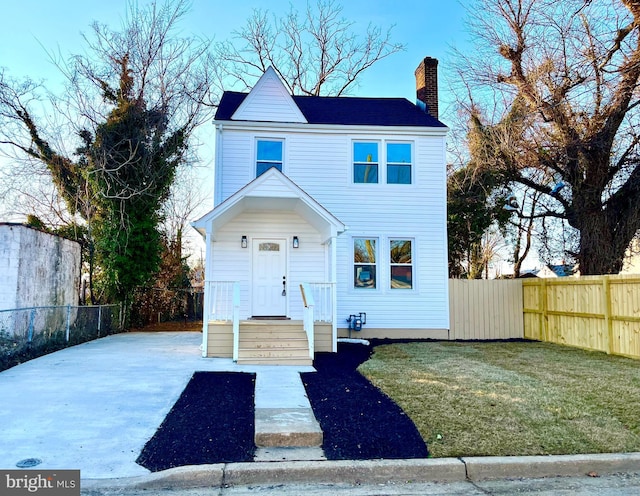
[257,140,283,176]
[390,239,412,289]
[353,142,379,183]
[354,238,377,288]
[387,143,412,184]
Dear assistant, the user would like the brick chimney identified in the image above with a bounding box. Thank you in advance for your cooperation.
[415,57,439,119]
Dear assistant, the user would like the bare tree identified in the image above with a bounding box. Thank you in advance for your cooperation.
[455,0,640,275]
[160,165,210,259]
[0,0,216,303]
[214,0,405,96]
[501,185,541,277]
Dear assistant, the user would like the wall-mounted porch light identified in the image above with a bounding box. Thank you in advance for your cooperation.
[241,235,248,248]
[292,236,299,248]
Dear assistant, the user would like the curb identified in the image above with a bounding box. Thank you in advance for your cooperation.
[81,452,640,491]
[462,453,640,480]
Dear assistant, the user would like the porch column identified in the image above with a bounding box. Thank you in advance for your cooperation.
[330,235,338,352]
[201,228,213,357]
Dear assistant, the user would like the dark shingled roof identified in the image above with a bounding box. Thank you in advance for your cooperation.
[215,91,446,128]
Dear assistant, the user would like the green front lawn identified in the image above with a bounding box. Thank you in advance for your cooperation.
[359,341,640,458]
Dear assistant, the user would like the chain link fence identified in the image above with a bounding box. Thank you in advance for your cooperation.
[0,304,124,371]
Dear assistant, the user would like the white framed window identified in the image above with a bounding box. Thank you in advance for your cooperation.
[353,141,379,183]
[352,140,413,184]
[256,139,283,177]
[390,239,413,289]
[386,142,412,184]
[353,238,377,289]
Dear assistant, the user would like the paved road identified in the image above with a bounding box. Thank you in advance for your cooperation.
[82,472,640,496]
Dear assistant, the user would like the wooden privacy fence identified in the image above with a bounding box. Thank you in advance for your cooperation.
[449,279,524,340]
[523,275,640,359]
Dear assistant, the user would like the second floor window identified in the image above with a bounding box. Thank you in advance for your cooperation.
[353,142,379,183]
[257,139,283,176]
[387,143,412,184]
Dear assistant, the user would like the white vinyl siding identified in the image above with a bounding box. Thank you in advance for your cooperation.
[213,126,449,331]
[231,69,307,123]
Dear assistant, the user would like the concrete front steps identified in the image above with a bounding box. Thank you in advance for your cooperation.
[255,408,323,450]
[253,366,324,462]
[237,320,312,366]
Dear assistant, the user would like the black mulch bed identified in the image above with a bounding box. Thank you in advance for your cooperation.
[136,372,256,472]
[136,342,428,471]
[302,341,429,460]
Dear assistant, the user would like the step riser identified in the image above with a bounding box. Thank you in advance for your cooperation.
[237,358,312,366]
[255,432,323,447]
[254,408,323,448]
[239,341,307,350]
[254,447,326,462]
[239,350,310,359]
[239,329,306,337]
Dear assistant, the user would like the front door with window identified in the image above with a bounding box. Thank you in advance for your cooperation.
[252,239,287,317]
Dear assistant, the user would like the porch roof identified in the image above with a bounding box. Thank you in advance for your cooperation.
[192,168,346,242]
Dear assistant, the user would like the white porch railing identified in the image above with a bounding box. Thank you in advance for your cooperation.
[205,281,241,361]
[300,282,336,359]
[205,281,237,321]
[306,282,335,322]
[299,283,315,359]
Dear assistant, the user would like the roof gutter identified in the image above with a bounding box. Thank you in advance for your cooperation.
[211,119,448,136]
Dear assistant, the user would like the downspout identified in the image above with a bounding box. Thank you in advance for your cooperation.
[441,136,451,333]
[214,123,224,207]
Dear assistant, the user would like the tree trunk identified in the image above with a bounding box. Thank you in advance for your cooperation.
[575,211,628,275]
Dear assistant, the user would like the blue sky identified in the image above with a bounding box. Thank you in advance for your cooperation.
[0,0,469,109]
[0,0,473,257]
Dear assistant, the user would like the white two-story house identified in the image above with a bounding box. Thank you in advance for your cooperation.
[193,57,449,364]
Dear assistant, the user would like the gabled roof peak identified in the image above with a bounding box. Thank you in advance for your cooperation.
[230,67,307,124]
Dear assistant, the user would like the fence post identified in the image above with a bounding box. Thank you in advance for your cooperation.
[65,304,71,342]
[541,279,549,342]
[603,276,614,354]
[120,302,125,331]
[27,309,36,343]
[97,305,102,336]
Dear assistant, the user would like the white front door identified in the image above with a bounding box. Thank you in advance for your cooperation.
[252,239,287,317]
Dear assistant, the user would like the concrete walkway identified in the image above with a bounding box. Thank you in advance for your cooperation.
[253,367,324,461]
[0,332,315,479]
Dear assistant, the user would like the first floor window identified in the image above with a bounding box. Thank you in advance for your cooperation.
[353,142,379,183]
[257,139,283,176]
[390,239,413,289]
[354,238,377,288]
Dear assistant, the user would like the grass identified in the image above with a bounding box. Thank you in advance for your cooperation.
[358,341,640,458]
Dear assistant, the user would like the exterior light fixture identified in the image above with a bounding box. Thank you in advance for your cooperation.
[292,236,299,248]
[241,235,248,248]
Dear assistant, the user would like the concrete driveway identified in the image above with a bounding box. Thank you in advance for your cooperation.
[0,332,310,479]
